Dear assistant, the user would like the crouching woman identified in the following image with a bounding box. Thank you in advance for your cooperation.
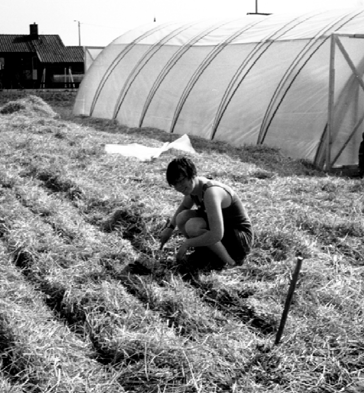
[160,157,253,267]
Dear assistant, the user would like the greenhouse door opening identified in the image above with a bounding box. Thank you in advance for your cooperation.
[322,32,364,171]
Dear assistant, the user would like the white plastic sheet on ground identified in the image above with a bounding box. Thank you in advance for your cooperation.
[105,134,197,161]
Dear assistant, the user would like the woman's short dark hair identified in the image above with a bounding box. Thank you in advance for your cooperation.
[166,156,197,186]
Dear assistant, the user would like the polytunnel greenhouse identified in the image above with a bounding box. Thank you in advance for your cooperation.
[73,8,364,169]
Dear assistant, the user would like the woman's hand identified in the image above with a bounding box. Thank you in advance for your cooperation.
[176,242,189,262]
[160,227,174,250]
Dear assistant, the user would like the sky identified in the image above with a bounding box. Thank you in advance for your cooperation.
[1,0,363,47]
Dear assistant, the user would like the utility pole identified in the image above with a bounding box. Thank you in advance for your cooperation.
[247,0,271,15]
[74,20,81,46]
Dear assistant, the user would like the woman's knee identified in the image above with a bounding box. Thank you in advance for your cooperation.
[185,217,207,238]
[176,210,198,231]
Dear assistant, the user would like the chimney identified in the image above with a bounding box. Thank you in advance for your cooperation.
[29,23,38,38]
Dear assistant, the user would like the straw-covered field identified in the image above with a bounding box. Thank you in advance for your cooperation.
[0,90,363,393]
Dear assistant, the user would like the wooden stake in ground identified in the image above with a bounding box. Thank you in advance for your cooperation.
[275,255,304,345]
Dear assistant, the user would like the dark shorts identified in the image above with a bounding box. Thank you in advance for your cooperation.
[196,209,253,264]
[222,228,253,264]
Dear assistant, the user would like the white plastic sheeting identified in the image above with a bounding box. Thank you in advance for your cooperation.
[105,134,197,161]
[74,8,364,168]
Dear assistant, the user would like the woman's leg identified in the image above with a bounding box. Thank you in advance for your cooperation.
[177,211,241,267]
[176,210,206,237]
[179,212,237,266]
[207,242,237,267]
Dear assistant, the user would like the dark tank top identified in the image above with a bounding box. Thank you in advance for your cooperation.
[191,180,252,235]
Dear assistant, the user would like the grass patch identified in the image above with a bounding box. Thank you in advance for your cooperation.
[0,91,363,392]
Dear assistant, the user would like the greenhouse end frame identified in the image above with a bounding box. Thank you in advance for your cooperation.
[326,32,364,171]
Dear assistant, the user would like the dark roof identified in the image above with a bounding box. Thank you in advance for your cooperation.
[0,35,34,52]
[63,46,84,63]
[0,34,84,63]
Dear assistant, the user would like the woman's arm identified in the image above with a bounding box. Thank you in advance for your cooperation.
[170,195,194,227]
[160,195,194,249]
[183,187,227,248]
